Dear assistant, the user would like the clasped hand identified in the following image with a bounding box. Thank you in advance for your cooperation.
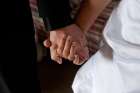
[43,24,89,65]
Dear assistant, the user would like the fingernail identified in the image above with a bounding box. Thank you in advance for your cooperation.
[77,62,84,65]
[57,49,61,56]
[77,58,85,65]
[73,55,78,64]
[59,58,62,64]
[76,56,80,64]
[57,57,62,64]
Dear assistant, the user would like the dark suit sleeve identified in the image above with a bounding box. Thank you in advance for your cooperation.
[37,0,73,30]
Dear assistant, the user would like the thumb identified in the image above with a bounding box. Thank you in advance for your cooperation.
[43,39,52,48]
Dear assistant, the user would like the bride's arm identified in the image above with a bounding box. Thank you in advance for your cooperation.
[74,0,112,33]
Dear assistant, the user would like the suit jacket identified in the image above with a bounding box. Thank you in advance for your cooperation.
[37,0,73,30]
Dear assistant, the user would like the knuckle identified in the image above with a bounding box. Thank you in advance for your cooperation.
[51,44,57,49]
[58,46,63,51]
[61,33,67,39]
[62,52,68,59]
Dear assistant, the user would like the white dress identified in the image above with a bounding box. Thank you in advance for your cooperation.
[72,0,140,93]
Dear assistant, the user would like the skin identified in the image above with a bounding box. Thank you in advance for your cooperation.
[44,24,89,64]
[44,0,112,65]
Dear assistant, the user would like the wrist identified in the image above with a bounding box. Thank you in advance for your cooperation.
[73,23,87,34]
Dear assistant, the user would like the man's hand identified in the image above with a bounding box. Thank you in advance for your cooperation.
[43,24,89,64]
[64,41,89,65]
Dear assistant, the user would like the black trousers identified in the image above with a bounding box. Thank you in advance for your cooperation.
[0,74,10,93]
[0,0,41,93]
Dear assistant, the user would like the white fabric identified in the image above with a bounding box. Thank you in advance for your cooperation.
[72,0,140,93]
